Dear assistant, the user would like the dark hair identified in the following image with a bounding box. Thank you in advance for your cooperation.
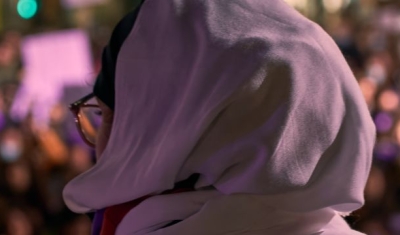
[93,0,146,110]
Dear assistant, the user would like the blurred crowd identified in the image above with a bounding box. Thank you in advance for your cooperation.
[329,4,400,235]
[0,1,400,235]
[0,30,96,235]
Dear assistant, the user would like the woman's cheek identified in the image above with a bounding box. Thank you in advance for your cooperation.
[95,117,113,159]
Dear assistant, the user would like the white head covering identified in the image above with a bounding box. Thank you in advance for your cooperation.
[64,0,376,234]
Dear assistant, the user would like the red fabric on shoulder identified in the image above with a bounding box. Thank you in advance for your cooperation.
[99,188,193,235]
[100,195,151,235]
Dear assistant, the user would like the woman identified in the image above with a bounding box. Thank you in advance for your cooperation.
[63,0,376,234]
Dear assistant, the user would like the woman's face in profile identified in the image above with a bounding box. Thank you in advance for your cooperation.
[95,97,114,158]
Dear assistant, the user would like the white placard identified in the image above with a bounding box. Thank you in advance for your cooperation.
[11,29,94,126]
[62,0,108,9]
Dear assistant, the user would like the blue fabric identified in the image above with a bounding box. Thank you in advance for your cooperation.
[91,209,105,235]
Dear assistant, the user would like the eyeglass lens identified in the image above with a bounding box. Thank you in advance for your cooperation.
[78,105,102,146]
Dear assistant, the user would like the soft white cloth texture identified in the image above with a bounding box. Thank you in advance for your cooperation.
[63,0,376,234]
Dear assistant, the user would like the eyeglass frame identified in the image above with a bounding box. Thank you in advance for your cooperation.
[69,93,99,148]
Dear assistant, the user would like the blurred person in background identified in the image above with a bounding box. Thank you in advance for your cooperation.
[1,149,47,234]
[5,207,35,235]
[61,215,92,235]
[0,31,22,83]
[63,0,375,235]
[346,3,400,234]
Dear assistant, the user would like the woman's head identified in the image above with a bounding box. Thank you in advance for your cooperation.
[64,0,375,216]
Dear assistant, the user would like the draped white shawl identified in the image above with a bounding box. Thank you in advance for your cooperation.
[63,0,376,234]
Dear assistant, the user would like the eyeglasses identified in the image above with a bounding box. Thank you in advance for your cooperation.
[69,93,101,147]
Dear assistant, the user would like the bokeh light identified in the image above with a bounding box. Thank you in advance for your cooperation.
[359,77,377,107]
[374,140,398,162]
[393,121,400,145]
[322,0,351,14]
[367,60,388,85]
[374,112,393,133]
[378,89,399,112]
[17,0,38,20]
[283,0,308,10]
